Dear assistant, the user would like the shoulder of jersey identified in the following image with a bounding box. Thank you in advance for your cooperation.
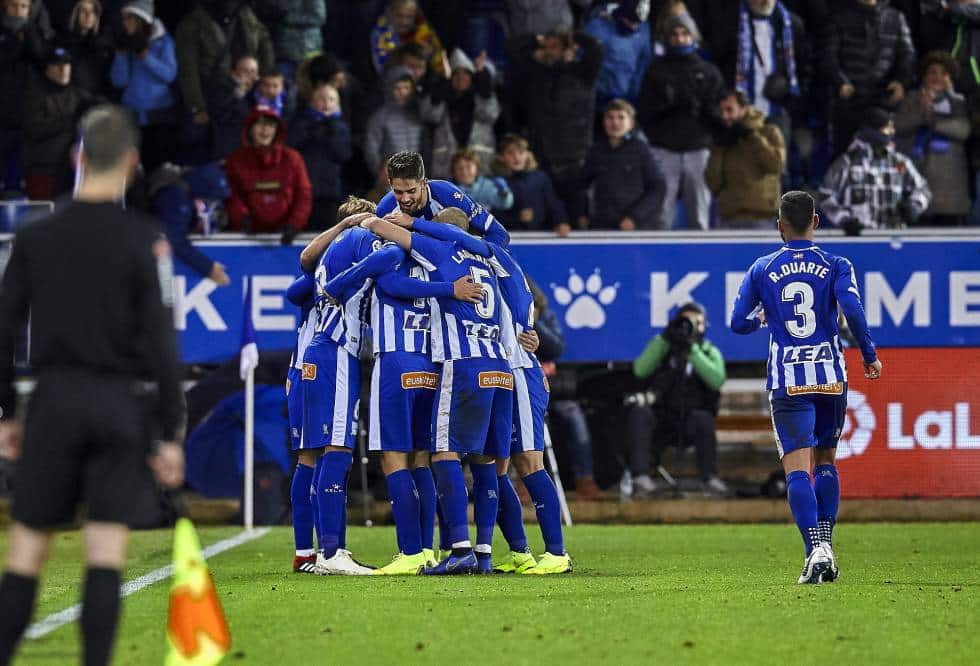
[428,179,459,200]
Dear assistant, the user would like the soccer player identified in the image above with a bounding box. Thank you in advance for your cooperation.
[361,213,513,575]
[730,191,882,584]
[408,208,573,574]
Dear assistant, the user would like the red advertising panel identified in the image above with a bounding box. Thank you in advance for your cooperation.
[838,348,980,498]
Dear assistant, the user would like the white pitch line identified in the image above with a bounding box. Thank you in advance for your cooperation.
[25,527,271,640]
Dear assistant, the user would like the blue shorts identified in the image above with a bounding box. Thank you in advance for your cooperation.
[369,351,438,453]
[301,339,360,450]
[769,383,848,459]
[511,365,549,455]
[432,357,513,459]
[286,366,304,451]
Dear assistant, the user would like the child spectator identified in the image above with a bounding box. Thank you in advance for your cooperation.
[287,82,352,230]
[225,105,312,243]
[450,148,513,213]
[492,133,569,234]
[364,65,427,177]
[110,0,177,172]
[209,53,259,161]
[252,68,294,120]
[22,46,98,199]
[65,0,113,97]
[579,98,663,231]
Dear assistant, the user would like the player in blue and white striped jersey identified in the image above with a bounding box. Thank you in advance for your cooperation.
[409,210,572,575]
[362,210,514,576]
[731,191,882,585]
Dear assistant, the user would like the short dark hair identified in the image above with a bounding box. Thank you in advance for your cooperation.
[78,105,139,173]
[387,151,426,182]
[604,98,636,118]
[721,89,750,107]
[779,190,816,234]
[678,302,706,318]
[921,50,959,82]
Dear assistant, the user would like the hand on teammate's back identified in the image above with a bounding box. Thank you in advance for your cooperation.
[0,420,23,461]
[453,276,483,303]
[384,211,414,227]
[863,358,883,380]
[149,442,185,489]
[518,330,539,353]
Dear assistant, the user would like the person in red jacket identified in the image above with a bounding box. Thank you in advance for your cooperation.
[225,105,312,243]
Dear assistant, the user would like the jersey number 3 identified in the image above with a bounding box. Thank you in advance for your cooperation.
[470,267,495,319]
[782,281,816,338]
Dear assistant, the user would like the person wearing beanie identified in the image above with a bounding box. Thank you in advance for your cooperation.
[584,0,654,106]
[819,107,931,233]
[110,0,178,171]
[364,65,427,177]
[420,47,499,179]
[637,11,723,229]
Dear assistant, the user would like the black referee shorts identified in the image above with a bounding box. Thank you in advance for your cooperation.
[12,370,151,529]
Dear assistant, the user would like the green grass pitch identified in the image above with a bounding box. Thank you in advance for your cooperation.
[3,523,978,665]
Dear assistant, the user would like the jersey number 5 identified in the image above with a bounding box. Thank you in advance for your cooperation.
[469,267,495,319]
[782,281,816,338]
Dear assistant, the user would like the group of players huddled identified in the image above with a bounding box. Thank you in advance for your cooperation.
[283,151,570,576]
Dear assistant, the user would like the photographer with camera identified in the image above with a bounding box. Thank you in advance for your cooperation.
[624,303,729,498]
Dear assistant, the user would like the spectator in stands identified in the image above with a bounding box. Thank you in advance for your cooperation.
[492,133,570,233]
[251,69,294,120]
[506,29,603,217]
[652,1,700,56]
[287,82,352,230]
[364,65,427,177]
[420,48,499,179]
[918,1,980,99]
[22,46,97,199]
[626,302,729,498]
[387,42,429,84]
[895,51,972,225]
[450,147,513,213]
[637,12,723,229]
[706,89,785,228]
[584,0,653,108]
[64,0,113,97]
[209,53,259,161]
[110,0,178,172]
[1,0,48,193]
[175,0,275,162]
[225,105,312,242]
[370,0,444,74]
[578,98,663,231]
[819,107,932,232]
[148,162,231,284]
[270,0,325,80]
[822,0,916,156]
[505,0,586,37]
[298,52,370,139]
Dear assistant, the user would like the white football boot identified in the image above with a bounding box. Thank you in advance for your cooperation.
[314,549,375,575]
[797,544,832,585]
[820,544,840,583]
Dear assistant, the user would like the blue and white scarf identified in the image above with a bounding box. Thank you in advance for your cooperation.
[735,1,799,112]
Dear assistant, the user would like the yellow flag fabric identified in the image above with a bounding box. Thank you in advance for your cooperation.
[165,518,231,666]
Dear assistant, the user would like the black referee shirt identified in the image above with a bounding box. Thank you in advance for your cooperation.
[0,201,183,440]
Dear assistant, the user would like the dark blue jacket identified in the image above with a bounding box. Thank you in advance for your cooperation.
[286,110,352,200]
[581,134,663,229]
[494,169,569,231]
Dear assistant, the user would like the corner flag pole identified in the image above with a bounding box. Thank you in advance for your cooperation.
[240,277,260,531]
[543,422,573,527]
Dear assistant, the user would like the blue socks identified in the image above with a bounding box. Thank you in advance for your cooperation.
[317,451,353,559]
[524,470,565,556]
[290,463,315,555]
[311,456,324,547]
[412,467,437,551]
[433,460,470,547]
[814,464,840,546]
[435,497,451,551]
[496,474,528,552]
[470,463,498,555]
[786,470,820,556]
[386,469,422,555]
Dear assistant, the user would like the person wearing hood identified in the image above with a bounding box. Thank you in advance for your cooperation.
[894,50,971,226]
[584,0,654,107]
[64,0,113,96]
[149,161,232,285]
[420,47,499,179]
[637,12,723,229]
[706,89,786,228]
[225,105,312,242]
[364,65,427,178]
[22,45,99,199]
[110,0,177,172]
[819,107,931,233]
[370,0,444,74]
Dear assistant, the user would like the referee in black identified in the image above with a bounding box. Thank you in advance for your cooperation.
[0,106,185,666]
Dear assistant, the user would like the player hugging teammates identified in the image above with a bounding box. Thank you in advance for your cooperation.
[283,151,572,576]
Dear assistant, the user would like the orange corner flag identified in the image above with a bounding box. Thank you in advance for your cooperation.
[165,519,231,665]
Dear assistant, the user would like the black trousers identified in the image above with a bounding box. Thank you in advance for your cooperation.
[625,406,718,481]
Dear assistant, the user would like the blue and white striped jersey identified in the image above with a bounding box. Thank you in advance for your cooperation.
[313,227,402,356]
[370,259,455,356]
[377,179,511,247]
[285,272,317,370]
[730,239,877,391]
[408,231,508,362]
[490,244,541,370]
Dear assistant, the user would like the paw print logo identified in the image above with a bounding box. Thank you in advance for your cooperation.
[551,268,619,330]
[838,390,876,460]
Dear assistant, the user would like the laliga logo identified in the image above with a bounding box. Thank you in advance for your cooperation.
[551,268,619,330]
[838,390,876,460]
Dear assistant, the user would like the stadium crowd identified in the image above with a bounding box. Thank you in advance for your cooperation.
[1,0,979,248]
